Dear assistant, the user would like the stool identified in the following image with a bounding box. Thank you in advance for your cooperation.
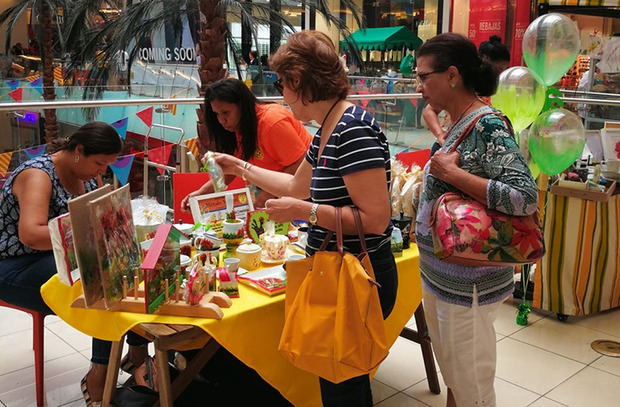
[102,324,219,407]
[0,299,46,406]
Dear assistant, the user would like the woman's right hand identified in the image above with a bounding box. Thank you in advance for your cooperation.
[213,152,244,177]
[180,192,197,212]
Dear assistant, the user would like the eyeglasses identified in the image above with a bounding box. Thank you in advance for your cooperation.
[273,78,284,94]
[416,70,443,85]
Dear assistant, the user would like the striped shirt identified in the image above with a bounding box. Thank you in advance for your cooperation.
[305,105,393,256]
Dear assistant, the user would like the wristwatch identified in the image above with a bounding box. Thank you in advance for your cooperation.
[309,203,319,225]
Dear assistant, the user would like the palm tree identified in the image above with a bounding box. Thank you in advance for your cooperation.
[0,0,67,141]
[67,0,362,150]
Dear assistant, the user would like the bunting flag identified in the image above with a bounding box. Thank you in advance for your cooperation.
[110,117,128,139]
[7,80,19,91]
[148,144,173,175]
[136,106,153,128]
[25,144,46,159]
[109,154,135,186]
[8,88,22,103]
[25,73,40,82]
[29,77,43,94]
[184,137,200,158]
[0,152,13,173]
[53,66,65,86]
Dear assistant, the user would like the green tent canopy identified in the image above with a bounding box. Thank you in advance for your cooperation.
[341,26,423,51]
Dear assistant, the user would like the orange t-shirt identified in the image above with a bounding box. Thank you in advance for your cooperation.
[235,104,312,172]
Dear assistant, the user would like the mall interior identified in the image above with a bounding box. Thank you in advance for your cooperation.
[0,0,619,406]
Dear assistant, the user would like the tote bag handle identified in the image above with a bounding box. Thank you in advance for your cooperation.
[317,207,367,255]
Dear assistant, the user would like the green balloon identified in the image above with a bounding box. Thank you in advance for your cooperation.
[528,159,540,179]
[517,128,541,179]
[492,67,546,133]
[528,108,585,176]
[522,13,581,86]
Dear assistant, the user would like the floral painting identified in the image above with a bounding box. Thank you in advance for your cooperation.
[89,184,142,309]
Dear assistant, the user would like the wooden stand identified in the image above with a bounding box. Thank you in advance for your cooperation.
[71,286,233,319]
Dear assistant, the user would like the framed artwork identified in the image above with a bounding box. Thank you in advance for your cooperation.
[89,184,142,309]
[189,188,254,237]
[68,184,113,307]
[245,210,289,243]
[141,224,183,313]
[601,128,620,162]
[49,213,80,286]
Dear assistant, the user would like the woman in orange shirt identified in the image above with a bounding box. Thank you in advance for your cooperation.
[181,78,312,209]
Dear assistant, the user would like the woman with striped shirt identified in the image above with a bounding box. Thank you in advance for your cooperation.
[212,30,398,407]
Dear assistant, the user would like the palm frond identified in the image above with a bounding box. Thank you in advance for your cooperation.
[0,1,33,54]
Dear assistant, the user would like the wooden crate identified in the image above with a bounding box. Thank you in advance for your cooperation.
[550,180,616,202]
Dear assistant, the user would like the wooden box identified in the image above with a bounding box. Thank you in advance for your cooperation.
[550,180,616,202]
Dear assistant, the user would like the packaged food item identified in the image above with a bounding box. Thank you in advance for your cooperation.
[217,267,239,298]
[238,266,287,296]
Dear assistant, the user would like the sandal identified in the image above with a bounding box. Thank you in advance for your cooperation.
[80,374,102,407]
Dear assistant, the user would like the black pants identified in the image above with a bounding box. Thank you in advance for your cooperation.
[319,243,398,407]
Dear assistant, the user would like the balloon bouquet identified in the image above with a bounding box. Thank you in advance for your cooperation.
[491,13,583,325]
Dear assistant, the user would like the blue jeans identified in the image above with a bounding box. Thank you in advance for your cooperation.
[319,242,398,407]
[0,252,147,365]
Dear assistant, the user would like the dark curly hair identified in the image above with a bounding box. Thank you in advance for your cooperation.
[269,30,350,103]
[478,35,510,64]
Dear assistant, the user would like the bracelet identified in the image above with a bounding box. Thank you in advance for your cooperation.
[241,161,252,182]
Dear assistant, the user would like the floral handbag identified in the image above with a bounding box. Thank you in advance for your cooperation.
[429,112,545,266]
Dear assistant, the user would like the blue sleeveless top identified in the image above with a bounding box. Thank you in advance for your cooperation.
[0,155,98,259]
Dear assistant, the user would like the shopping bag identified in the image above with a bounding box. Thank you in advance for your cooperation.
[279,207,388,383]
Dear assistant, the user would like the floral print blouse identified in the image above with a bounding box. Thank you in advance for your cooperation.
[415,105,538,306]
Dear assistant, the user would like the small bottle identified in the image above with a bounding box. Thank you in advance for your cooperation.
[204,151,226,192]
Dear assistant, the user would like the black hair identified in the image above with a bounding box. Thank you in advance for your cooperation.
[49,121,123,156]
[416,33,498,97]
[478,35,510,63]
[204,78,267,161]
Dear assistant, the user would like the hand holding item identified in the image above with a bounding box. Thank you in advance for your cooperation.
[213,152,244,177]
[264,197,302,223]
[429,151,460,182]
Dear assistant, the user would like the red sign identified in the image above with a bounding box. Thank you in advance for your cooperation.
[510,0,531,67]
[468,0,508,47]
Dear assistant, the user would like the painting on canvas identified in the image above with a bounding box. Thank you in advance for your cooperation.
[68,184,113,307]
[89,184,142,309]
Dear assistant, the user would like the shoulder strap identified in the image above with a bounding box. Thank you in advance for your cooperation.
[448,111,514,153]
[317,206,367,255]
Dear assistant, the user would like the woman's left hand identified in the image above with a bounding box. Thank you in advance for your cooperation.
[429,151,460,182]
[264,197,303,223]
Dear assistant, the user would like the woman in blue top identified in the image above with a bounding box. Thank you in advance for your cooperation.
[212,30,398,407]
[415,33,538,407]
[0,122,146,405]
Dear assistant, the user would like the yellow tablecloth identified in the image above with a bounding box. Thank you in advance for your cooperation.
[41,247,421,407]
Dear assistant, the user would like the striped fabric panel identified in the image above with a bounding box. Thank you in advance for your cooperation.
[534,193,619,315]
[544,0,620,5]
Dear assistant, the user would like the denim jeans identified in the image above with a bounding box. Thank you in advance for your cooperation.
[0,252,147,365]
[319,242,398,407]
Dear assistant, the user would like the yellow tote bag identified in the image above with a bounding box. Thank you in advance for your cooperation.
[279,208,389,383]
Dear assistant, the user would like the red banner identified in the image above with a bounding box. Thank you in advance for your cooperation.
[468,0,507,47]
[510,0,531,67]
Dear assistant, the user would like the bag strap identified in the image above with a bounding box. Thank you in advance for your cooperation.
[317,206,367,255]
[448,110,514,153]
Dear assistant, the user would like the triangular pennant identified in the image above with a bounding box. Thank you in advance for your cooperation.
[184,137,200,158]
[8,88,22,103]
[136,106,153,128]
[0,152,13,173]
[148,144,173,175]
[7,80,19,91]
[25,144,46,159]
[109,154,135,185]
[29,77,43,94]
[110,117,128,139]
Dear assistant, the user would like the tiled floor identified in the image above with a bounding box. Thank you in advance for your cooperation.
[1,298,620,406]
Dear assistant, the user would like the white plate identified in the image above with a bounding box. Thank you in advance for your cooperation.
[261,254,284,264]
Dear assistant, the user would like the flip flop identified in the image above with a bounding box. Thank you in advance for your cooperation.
[80,374,102,407]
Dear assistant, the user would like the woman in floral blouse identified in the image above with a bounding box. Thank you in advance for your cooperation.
[414,33,538,407]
